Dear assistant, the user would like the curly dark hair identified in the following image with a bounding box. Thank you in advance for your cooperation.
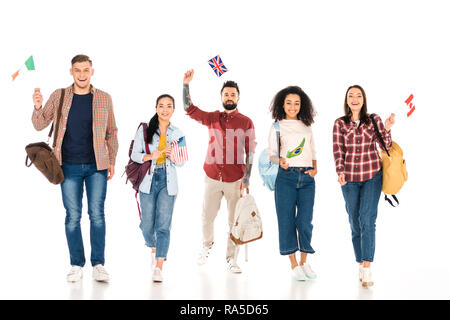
[270,86,315,126]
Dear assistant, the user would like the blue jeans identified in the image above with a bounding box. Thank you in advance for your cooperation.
[139,167,176,259]
[274,167,315,255]
[60,162,107,267]
[341,170,382,263]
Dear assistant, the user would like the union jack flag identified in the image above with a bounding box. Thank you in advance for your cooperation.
[208,55,228,77]
[170,136,188,164]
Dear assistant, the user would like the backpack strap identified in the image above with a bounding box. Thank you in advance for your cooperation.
[370,115,401,207]
[48,88,65,147]
[240,187,250,198]
[385,194,400,207]
[141,122,150,154]
[370,114,390,157]
[135,122,150,220]
[136,190,142,219]
[245,243,248,262]
[273,121,281,158]
[140,122,151,175]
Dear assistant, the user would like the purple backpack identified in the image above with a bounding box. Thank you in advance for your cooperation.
[123,123,151,217]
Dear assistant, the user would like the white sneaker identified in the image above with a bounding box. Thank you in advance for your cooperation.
[227,259,242,274]
[292,266,307,281]
[361,267,374,287]
[92,264,110,282]
[198,244,212,265]
[67,266,83,282]
[152,267,163,282]
[301,263,317,280]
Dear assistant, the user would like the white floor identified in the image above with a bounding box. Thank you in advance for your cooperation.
[0,257,442,300]
[0,236,448,300]
[1,167,449,300]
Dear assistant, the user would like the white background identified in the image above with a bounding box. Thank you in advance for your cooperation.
[0,0,449,300]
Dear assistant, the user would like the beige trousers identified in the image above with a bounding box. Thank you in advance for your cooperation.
[202,175,241,261]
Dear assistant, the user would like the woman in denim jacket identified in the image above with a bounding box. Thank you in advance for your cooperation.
[131,94,187,282]
[267,86,318,281]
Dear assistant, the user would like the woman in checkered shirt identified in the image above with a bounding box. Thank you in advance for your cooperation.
[333,85,395,288]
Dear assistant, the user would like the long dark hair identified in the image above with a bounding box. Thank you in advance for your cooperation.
[146,94,175,144]
[270,86,315,126]
[342,85,369,124]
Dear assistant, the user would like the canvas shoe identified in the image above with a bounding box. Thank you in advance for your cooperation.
[291,266,307,281]
[301,263,317,280]
[152,267,163,282]
[361,267,374,287]
[198,244,213,265]
[92,264,110,282]
[67,266,83,282]
[227,259,242,274]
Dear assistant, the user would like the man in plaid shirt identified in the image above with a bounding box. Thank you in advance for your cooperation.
[32,54,118,283]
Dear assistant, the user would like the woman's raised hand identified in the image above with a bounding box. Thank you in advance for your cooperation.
[385,113,395,131]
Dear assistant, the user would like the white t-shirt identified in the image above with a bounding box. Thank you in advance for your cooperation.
[268,119,316,167]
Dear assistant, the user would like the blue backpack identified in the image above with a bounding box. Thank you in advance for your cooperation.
[258,122,280,191]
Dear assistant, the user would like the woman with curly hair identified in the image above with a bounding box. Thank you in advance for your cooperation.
[267,86,317,281]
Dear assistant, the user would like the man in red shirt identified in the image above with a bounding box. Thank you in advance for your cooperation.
[183,69,256,273]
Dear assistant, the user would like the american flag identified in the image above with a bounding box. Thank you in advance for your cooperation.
[170,136,188,164]
[208,55,228,77]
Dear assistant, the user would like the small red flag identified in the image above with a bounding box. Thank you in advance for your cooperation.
[404,94,416,117]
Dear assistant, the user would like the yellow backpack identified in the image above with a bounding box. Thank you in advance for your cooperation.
[380,142,408,193]
[370,115,408,207]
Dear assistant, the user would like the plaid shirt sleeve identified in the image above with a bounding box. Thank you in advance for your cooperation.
[105,94,119,165]
[372,114,392,151]
[32,89,61,131]
[333,118,346,174]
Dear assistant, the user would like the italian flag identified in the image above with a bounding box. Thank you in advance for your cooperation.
[12,56,35,81]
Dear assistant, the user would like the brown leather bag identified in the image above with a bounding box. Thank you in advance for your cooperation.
[25,89,65,185]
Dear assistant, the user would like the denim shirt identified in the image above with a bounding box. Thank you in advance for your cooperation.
[131,123,186,195]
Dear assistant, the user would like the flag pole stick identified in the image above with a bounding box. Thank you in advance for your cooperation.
[32,55,39,90]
